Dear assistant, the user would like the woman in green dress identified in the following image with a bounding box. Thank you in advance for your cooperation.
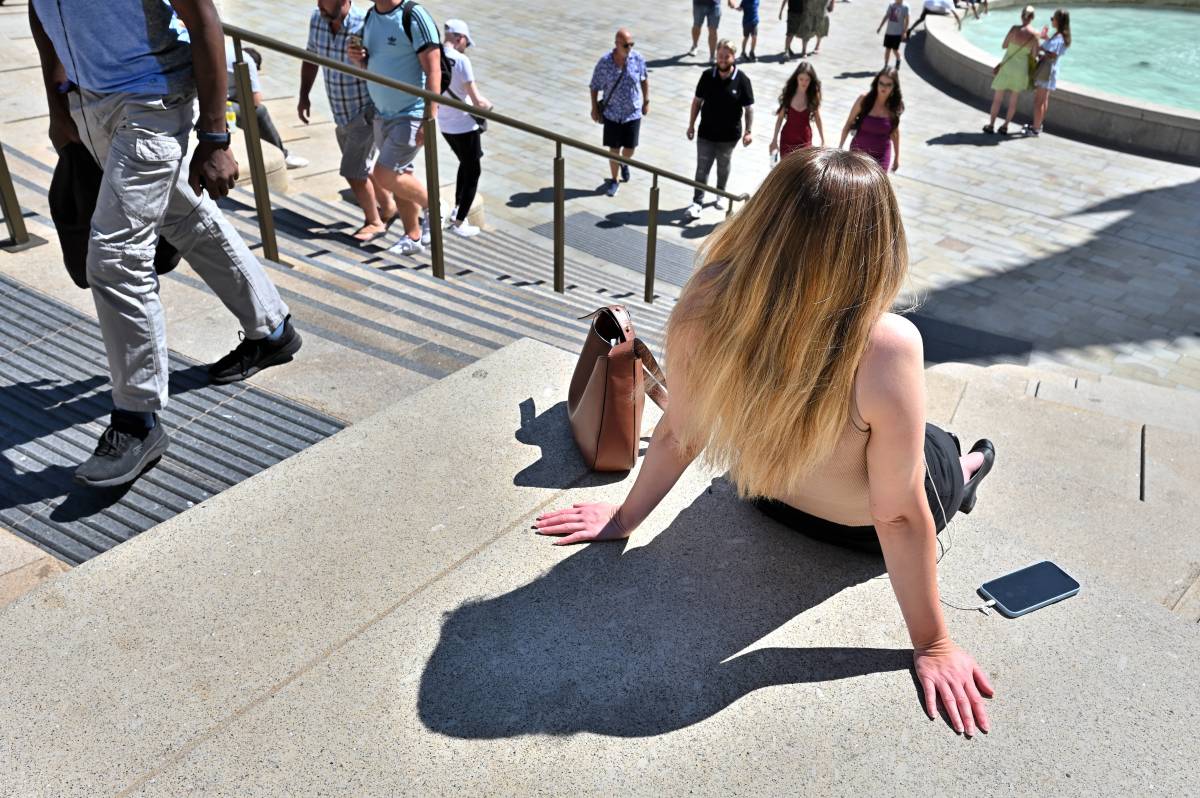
[798,0,834,57]
[983,5,1039,135]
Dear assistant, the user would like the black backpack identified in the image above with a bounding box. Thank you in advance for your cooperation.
[363,0,452,94]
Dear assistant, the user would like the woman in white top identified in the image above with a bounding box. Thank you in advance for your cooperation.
[1024,9,1070,136]
[439,19,493,238]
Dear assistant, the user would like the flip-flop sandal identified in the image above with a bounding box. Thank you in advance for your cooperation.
[353,227,388,246]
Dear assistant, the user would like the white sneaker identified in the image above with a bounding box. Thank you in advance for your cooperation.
[284,153,309,169]
[683,203,702,222]
[387,236,425,257]
[420,213,432,245]
[449,220,481,238]
[712,197,726,211]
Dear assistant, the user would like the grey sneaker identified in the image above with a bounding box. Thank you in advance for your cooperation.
[74,419,169,487]
[604,179,619,197]
[388,236,426,257]
[208,315,303,385]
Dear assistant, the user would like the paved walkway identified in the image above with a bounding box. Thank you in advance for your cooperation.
[210,0,1199,390]
[3,1,1198,388]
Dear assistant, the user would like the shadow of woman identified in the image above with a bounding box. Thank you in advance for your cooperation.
[418,480,909,739]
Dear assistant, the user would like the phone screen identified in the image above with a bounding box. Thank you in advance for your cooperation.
[980,561,1079,615]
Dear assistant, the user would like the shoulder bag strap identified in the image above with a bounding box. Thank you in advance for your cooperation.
[633,338,668,411]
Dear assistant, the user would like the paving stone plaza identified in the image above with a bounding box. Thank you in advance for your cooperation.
[1,0,1198,795]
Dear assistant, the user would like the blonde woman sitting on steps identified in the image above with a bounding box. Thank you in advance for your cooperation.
[536,148,998,737]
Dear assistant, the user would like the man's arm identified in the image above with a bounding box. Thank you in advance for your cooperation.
[640,78,650,115]
[28,3,80,151]
[298,61,319,123]
[417,47,440,120]
[168,0,238,198]
[687,97,702,140]
[742,106,754,146]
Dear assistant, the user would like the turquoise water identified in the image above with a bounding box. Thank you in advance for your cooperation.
[960,6,1200,111]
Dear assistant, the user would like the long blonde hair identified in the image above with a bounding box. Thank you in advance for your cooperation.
[666,148,908,498]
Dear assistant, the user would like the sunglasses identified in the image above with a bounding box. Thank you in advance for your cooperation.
[621,42,635,49]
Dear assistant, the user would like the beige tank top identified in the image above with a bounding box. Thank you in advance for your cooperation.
[774,399,873,527]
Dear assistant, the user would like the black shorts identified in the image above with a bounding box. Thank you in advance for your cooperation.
[602,118,641,149]
[883,33,903,50]
[753,423,965,555]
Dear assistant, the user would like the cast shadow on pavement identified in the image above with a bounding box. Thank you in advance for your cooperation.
[512,398,631,489]
[507,186,605,209]
[418,479,911,738]
[925,132,1025,148]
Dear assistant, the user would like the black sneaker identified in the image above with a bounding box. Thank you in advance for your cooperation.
[620,163,631,183]
[74,419,169,487]
[208,315,303,385]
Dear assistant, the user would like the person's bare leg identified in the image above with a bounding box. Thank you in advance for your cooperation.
[691,25,701,51]
[372,172,397,222]
[801,36,812,56]
[785,33,794,54]
[620,147,635,177]
[707,25,718,61]
[961,452,985,483]
[750,32,758,57]
[1032,88,1049,130]
[813,35,823,54]
[372,166,427,240]
[608,147,620,182]
[988,91,1003,126]
[349,177,386,240]
[1004,90,1019,126]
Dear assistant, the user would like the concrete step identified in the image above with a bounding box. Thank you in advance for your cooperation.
[945,376,1200,617]
[1,339,1196,795]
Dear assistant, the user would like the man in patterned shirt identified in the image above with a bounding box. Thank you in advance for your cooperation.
[298,0,396,243]
[589,28,649,198]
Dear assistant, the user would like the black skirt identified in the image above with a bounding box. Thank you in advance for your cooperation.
[753,423,965,555]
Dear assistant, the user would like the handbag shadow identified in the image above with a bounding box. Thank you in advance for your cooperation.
[417,479,910,739]
[513,398,631,489]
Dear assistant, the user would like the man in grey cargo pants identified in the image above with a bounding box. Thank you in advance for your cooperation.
[30,0,302,487]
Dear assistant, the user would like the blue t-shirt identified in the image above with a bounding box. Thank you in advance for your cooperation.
[741,0,761,24]
[31,0,193,96]
[363,2,441,119]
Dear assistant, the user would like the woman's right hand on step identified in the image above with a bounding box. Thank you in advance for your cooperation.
[533,502,630,546]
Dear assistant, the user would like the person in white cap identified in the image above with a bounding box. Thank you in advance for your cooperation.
[439,18,493,237]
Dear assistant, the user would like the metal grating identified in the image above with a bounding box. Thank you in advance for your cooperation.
[531,211,698,287]
[0,273,344,564]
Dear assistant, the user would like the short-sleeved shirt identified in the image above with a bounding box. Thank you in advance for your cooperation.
[740,0,761,23]
[694,66,755,142]
[589,50,648,124]
[885,3,910,35]
[225,41,261,102]
[439,48,479,135]
[923,0,954,12]
[363,1,441,119]
[306,6,374,127]
[31,0,193,96]
[787,0,804,14]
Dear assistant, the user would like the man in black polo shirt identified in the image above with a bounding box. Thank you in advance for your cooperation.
[684,39,754,222]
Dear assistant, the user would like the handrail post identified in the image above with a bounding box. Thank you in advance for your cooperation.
[726,197,734,220]
[0,138,31,250]
[232,37,280,263]
[423,112,444,279]
[644,174,659,305]
[552,142,565,294]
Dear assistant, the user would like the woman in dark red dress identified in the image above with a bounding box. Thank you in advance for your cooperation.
[769,61,825,163]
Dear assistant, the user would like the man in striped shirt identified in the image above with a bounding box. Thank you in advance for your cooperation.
[299,0,397,243]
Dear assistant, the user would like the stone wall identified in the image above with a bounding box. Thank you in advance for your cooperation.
[923,1,1200,164]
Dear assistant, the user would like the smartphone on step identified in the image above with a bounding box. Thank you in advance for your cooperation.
[978,560,1080,618]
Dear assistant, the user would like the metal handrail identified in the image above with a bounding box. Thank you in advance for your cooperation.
[223,23,749,303]
[0,137,32,250]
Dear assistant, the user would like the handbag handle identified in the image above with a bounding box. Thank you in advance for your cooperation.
[633,338,668,411]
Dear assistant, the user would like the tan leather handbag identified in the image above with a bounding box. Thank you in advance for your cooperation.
[568,306,668,471]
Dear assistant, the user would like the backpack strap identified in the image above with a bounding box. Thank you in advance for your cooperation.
[400,0,416,43]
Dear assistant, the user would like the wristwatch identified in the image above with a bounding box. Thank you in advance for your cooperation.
[196,129,232,148]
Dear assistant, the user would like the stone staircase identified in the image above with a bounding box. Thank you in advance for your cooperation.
[0,339,1196,796]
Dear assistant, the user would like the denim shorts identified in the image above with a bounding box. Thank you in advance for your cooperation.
[374,114,424,174]
[693,3,721,27]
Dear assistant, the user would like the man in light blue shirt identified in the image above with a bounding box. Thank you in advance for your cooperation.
[29,0,297,487]
[349,0,442,257]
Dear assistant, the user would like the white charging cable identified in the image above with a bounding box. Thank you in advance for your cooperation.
[926,453,996,616]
